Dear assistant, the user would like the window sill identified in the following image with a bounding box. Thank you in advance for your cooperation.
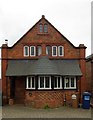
[38,88,52,90]
[54,88,63,89]
[64,87,76,89]
[37,33,49,35]
[26,88,35,89]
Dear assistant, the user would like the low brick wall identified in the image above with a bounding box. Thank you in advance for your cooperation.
[24,90,79,108]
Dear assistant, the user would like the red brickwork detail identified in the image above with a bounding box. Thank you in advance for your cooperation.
[7,19,80,59]
[25,90,78,108]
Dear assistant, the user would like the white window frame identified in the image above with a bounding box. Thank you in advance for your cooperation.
[64,77,76,89]
[58,46,64,56]
[24,46,29,56]
[54,76,62,89]
[38,76,51,89]
[26,76,35,89]
[52,46,57,56]
[30,46,36,56]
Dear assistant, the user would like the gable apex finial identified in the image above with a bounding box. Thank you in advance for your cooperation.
[42,15,45,18]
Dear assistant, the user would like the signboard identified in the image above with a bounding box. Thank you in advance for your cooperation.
[84,96,90,100]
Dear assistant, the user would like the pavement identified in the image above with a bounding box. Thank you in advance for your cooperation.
[1,104,92,119]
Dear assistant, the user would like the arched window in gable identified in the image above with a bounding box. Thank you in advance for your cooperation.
[44,24,48,33]
[39,23,43,33]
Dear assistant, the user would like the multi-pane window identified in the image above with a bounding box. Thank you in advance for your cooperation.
[26,76,76,90]
[64,77,76,89]
[38,76,51,89]
[54,76,62,89]
[44,24,48,33]
[39,23,48,33]
[24,46,42,57]
[39,24,43,32]
[24,46,29,56]
[26,76,35,89]
[52,46,64,56]
[30,46,36,56]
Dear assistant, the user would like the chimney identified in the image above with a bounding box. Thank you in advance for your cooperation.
[5,39,8,45]
[42,15,45,18]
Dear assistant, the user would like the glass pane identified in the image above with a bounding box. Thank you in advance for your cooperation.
[40,77,44,88]
[65,78,69,87]
[44,24,48,33]
[24,46,29,56]
[28,77,31,88]
[39,24,43,32]
[58,77,60,87]
[71,78,74,87]
[59,47,63,55]
[46,46,50,55]
[37,46,42,56]
[54,77,57,88]
[52,47,57,56]
[45,77,49,88]
[32,77,35,88]
[30,46,35,55]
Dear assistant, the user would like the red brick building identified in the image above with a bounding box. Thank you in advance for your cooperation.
[1,15,87,108]
[86,54,93,94]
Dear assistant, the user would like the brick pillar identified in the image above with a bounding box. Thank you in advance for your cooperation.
[1,42,8,105]
[79,44,87,102]
[42,44,46,56]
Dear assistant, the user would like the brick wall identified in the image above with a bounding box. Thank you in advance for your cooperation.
[25,90,79,108]
[14,77,25,104]
[86,60,91,92]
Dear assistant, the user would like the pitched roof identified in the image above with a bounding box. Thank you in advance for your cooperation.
[6,56,82,76]
[9,15,79,48]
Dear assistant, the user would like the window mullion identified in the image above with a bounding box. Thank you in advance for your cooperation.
[50,77,51,88]
[74,77,76,88]
[69,78,71,88]
[26,77,28,89]
[60,78,61,88]
[31,77,32,88]
[57,77,58,88]
[44,77,45,89]
[38,77,40,89]
[34,46,36,56]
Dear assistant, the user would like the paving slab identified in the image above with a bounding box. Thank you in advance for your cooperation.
[2,105,91,119]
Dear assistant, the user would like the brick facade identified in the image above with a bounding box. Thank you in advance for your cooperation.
[86,55,93,94]
[1,15,87,108]
[25,90,79,108]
